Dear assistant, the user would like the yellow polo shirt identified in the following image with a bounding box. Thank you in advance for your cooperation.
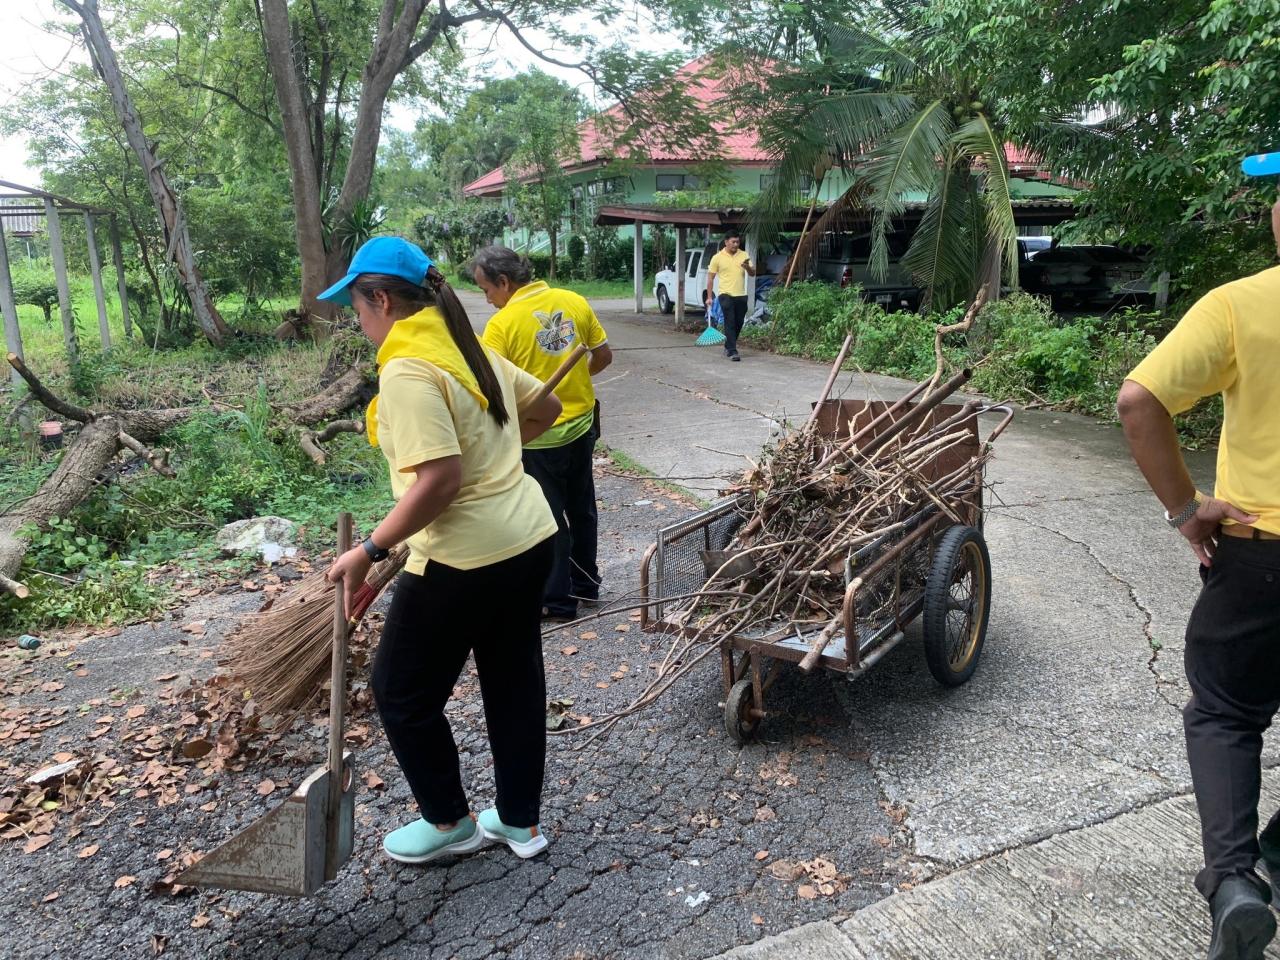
[376,350,557,573]
[482,281,608,447]
[707,250,750,297]
[1127,265,1280,535]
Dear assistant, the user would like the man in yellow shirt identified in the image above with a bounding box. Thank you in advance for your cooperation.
[705,230,755,361]
[474,246,613,620]
[1118,159,1280,959]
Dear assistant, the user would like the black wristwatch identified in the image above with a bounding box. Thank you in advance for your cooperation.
[362,538,391,562]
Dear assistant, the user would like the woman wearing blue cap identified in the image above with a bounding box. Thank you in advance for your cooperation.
[323,236,562,863]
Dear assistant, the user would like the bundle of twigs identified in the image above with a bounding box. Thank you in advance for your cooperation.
[218,544,409,718]
[560,297,1000,739]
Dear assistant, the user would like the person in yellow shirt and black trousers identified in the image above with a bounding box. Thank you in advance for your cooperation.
[1118,157,1280,960]
[471,246,613,621]
[705,229,755,361]
[323,237,563,865]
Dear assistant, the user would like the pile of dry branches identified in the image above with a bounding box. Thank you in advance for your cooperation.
[561,299,1000,738]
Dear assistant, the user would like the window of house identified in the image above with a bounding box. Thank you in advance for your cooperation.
[760,173,815,194]
[655,174,703,192]
[585,177,626,198]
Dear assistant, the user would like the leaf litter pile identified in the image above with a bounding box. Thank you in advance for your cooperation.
[0,557,390,897]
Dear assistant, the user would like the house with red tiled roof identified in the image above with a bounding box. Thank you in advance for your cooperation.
[464,56,1079,253]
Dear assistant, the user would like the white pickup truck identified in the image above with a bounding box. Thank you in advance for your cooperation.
[654,242,721,314]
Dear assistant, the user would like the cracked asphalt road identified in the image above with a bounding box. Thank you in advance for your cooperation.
[0,470,909,960]
[572,300,1236,870]
[2,296,1242,959]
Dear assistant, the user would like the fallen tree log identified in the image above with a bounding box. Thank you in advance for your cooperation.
[0,355,196,594]
[0,354,374,597]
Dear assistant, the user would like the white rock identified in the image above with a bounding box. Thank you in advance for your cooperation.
[216,517,299,557]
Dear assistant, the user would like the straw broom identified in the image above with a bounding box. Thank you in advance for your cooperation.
[218,343,591,718]
[219,544,409,717]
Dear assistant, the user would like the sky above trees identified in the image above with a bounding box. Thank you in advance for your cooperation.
[0,2,669,184]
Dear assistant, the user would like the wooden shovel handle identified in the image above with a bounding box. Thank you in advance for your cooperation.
[531,344,589,404]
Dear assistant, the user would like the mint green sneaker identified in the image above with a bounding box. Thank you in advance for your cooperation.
[382,815,483,864]
[478,808,548,858]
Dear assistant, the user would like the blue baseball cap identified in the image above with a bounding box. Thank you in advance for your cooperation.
[1242,152,1280,177]
[317,236,435,306]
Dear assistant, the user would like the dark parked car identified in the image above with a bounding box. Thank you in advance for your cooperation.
[810,231,922,311]
[1020,244,1152,309]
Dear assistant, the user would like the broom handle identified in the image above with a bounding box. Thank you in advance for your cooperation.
[531,344,589,405]
[326,513,352,871]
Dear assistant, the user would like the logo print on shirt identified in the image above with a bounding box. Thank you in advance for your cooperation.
[534,309,576,355]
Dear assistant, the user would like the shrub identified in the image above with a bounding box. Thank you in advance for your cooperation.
[0,559,171,632]
[849,308,938,380]
[415,200,508,267]
[11,267,60,323]
[760,281,862,357]
[567,234,586,271]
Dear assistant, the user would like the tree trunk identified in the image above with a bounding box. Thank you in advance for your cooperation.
[260,0,333,328]
[61,0,231,348]
[549,224,558,281]
[318,2,423,290]
[0,353,371,594]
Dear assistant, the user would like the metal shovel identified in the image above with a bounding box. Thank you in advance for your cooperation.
[177,514,356,895]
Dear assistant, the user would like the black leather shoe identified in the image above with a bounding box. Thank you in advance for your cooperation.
[1258,859,1280,906]
[1208,875,1275,960]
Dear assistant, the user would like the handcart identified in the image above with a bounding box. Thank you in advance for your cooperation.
[638,396,1014,743]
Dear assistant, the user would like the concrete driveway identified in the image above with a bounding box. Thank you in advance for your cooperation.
[461,292,1267,958]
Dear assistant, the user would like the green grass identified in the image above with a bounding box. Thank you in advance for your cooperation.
[603,445,708,507]
[443,269,642,301]
[554,279,639,299]
[0,278,401,633]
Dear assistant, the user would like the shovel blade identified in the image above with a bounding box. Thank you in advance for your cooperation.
[177,754,354,896]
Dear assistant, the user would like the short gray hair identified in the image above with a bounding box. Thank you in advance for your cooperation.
[469,245,534,287]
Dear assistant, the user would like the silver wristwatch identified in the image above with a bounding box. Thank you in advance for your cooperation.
[1165,494,1201,529]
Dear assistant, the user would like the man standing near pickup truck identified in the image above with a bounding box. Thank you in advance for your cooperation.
[1117,155,1280,960]
[705,230,754,361]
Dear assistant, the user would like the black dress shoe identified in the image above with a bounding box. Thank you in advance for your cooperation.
[1208,875,1276,960]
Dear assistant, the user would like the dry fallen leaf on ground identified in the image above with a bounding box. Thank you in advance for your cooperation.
[578,631,598,641]
[755,850,769,861]
[767,860,805,882]
[24,835,54,853]
[256,779,276,796]
[114,875,137,888]
[797,885,818,900]
[78,844,100,858]
[560,646,578,656]
[190,913,210,929]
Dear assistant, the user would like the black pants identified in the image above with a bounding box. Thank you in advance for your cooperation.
[1183,535,1280,899]
[522,415,601,618]
[718,294,748,355]
[371,537,553,829]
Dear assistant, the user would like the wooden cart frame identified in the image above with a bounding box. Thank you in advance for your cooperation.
[639,398,1014,742]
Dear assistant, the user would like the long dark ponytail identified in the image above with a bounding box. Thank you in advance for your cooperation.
[351,269,510,427]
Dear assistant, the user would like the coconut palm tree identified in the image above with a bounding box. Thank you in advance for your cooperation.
[749,6,1095,308]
